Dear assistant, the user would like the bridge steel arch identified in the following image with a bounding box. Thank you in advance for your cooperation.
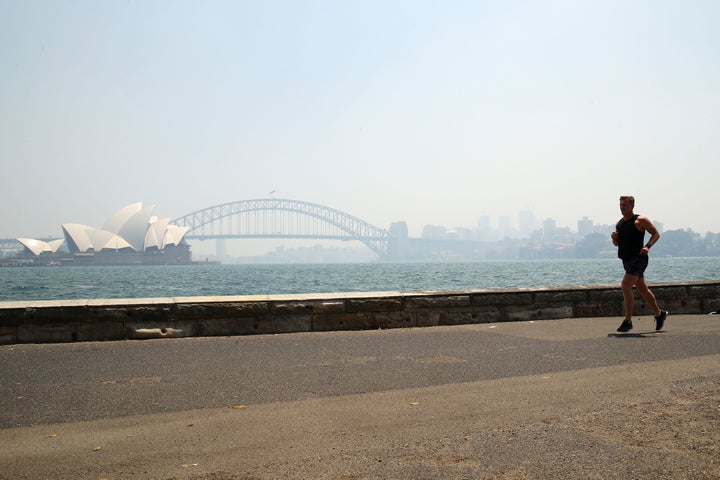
[171,199,389,257]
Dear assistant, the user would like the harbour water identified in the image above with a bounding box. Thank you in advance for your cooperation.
[1,257,719,302]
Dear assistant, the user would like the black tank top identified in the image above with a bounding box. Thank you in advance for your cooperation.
[616,214,645,259]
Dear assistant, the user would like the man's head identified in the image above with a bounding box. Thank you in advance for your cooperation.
[619,195,635,206]
[619,195,635,216]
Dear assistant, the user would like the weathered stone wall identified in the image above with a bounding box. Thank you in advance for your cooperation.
[1,281,719,345]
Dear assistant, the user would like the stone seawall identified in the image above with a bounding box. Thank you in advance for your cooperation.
[2,281,720,345]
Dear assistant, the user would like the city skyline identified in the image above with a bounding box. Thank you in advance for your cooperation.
[1,198,711,261]
[1,199,694,242]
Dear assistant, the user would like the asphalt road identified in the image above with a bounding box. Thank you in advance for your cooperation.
[1,314,719,479]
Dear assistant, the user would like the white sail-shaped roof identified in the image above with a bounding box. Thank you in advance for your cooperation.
[117,204,156,252]
[62,224,94,252]
[85,229,133,251]
[35,203,189,256]
[162,225,190,247]
[62,223,135,252]
[145,217,170,249]
[16,238,64,256]
[47,238,65,252]
[102,202,143,234]
[17,238,48,256]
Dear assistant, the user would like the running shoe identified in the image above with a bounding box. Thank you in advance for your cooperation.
[655,310,668,331]
[617,319,633,332]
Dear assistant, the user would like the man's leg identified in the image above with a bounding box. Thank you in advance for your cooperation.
[635,277,661,316]
[636,277,668,330]
[621,273,638,320]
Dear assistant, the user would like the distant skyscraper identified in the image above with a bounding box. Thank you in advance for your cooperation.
[578,216,594,237]
[543,218,557,241]
[519,210,535,237]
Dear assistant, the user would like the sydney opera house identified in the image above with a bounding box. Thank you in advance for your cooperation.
[15,203,194,266]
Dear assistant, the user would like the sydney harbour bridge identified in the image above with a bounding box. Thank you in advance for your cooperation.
[171,198,392,257]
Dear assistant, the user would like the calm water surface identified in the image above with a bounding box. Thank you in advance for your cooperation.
[1,258,719,302]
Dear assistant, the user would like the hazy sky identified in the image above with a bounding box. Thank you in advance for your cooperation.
[2,0,719,244]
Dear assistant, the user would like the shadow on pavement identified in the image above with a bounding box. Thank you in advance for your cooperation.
[607,331,666,338]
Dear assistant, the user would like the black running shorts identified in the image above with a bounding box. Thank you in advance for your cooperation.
[622,255,649,277]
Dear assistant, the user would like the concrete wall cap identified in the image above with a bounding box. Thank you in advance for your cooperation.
[0,301,35,309]
[267,293,341,301]
[3,299,90,308]
[87,298,173,306]
[325,291,403,299]
[402,289,475,295]
[173,295,270,303]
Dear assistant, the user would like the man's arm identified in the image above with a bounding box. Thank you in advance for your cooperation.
[610,220,620,246]
[638,216,660,253]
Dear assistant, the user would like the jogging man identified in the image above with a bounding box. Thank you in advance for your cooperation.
[610,195,668,332]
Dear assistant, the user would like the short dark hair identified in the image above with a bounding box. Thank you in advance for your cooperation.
[619,195,635,206]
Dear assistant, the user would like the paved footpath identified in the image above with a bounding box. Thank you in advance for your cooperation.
[1,315,719,479]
